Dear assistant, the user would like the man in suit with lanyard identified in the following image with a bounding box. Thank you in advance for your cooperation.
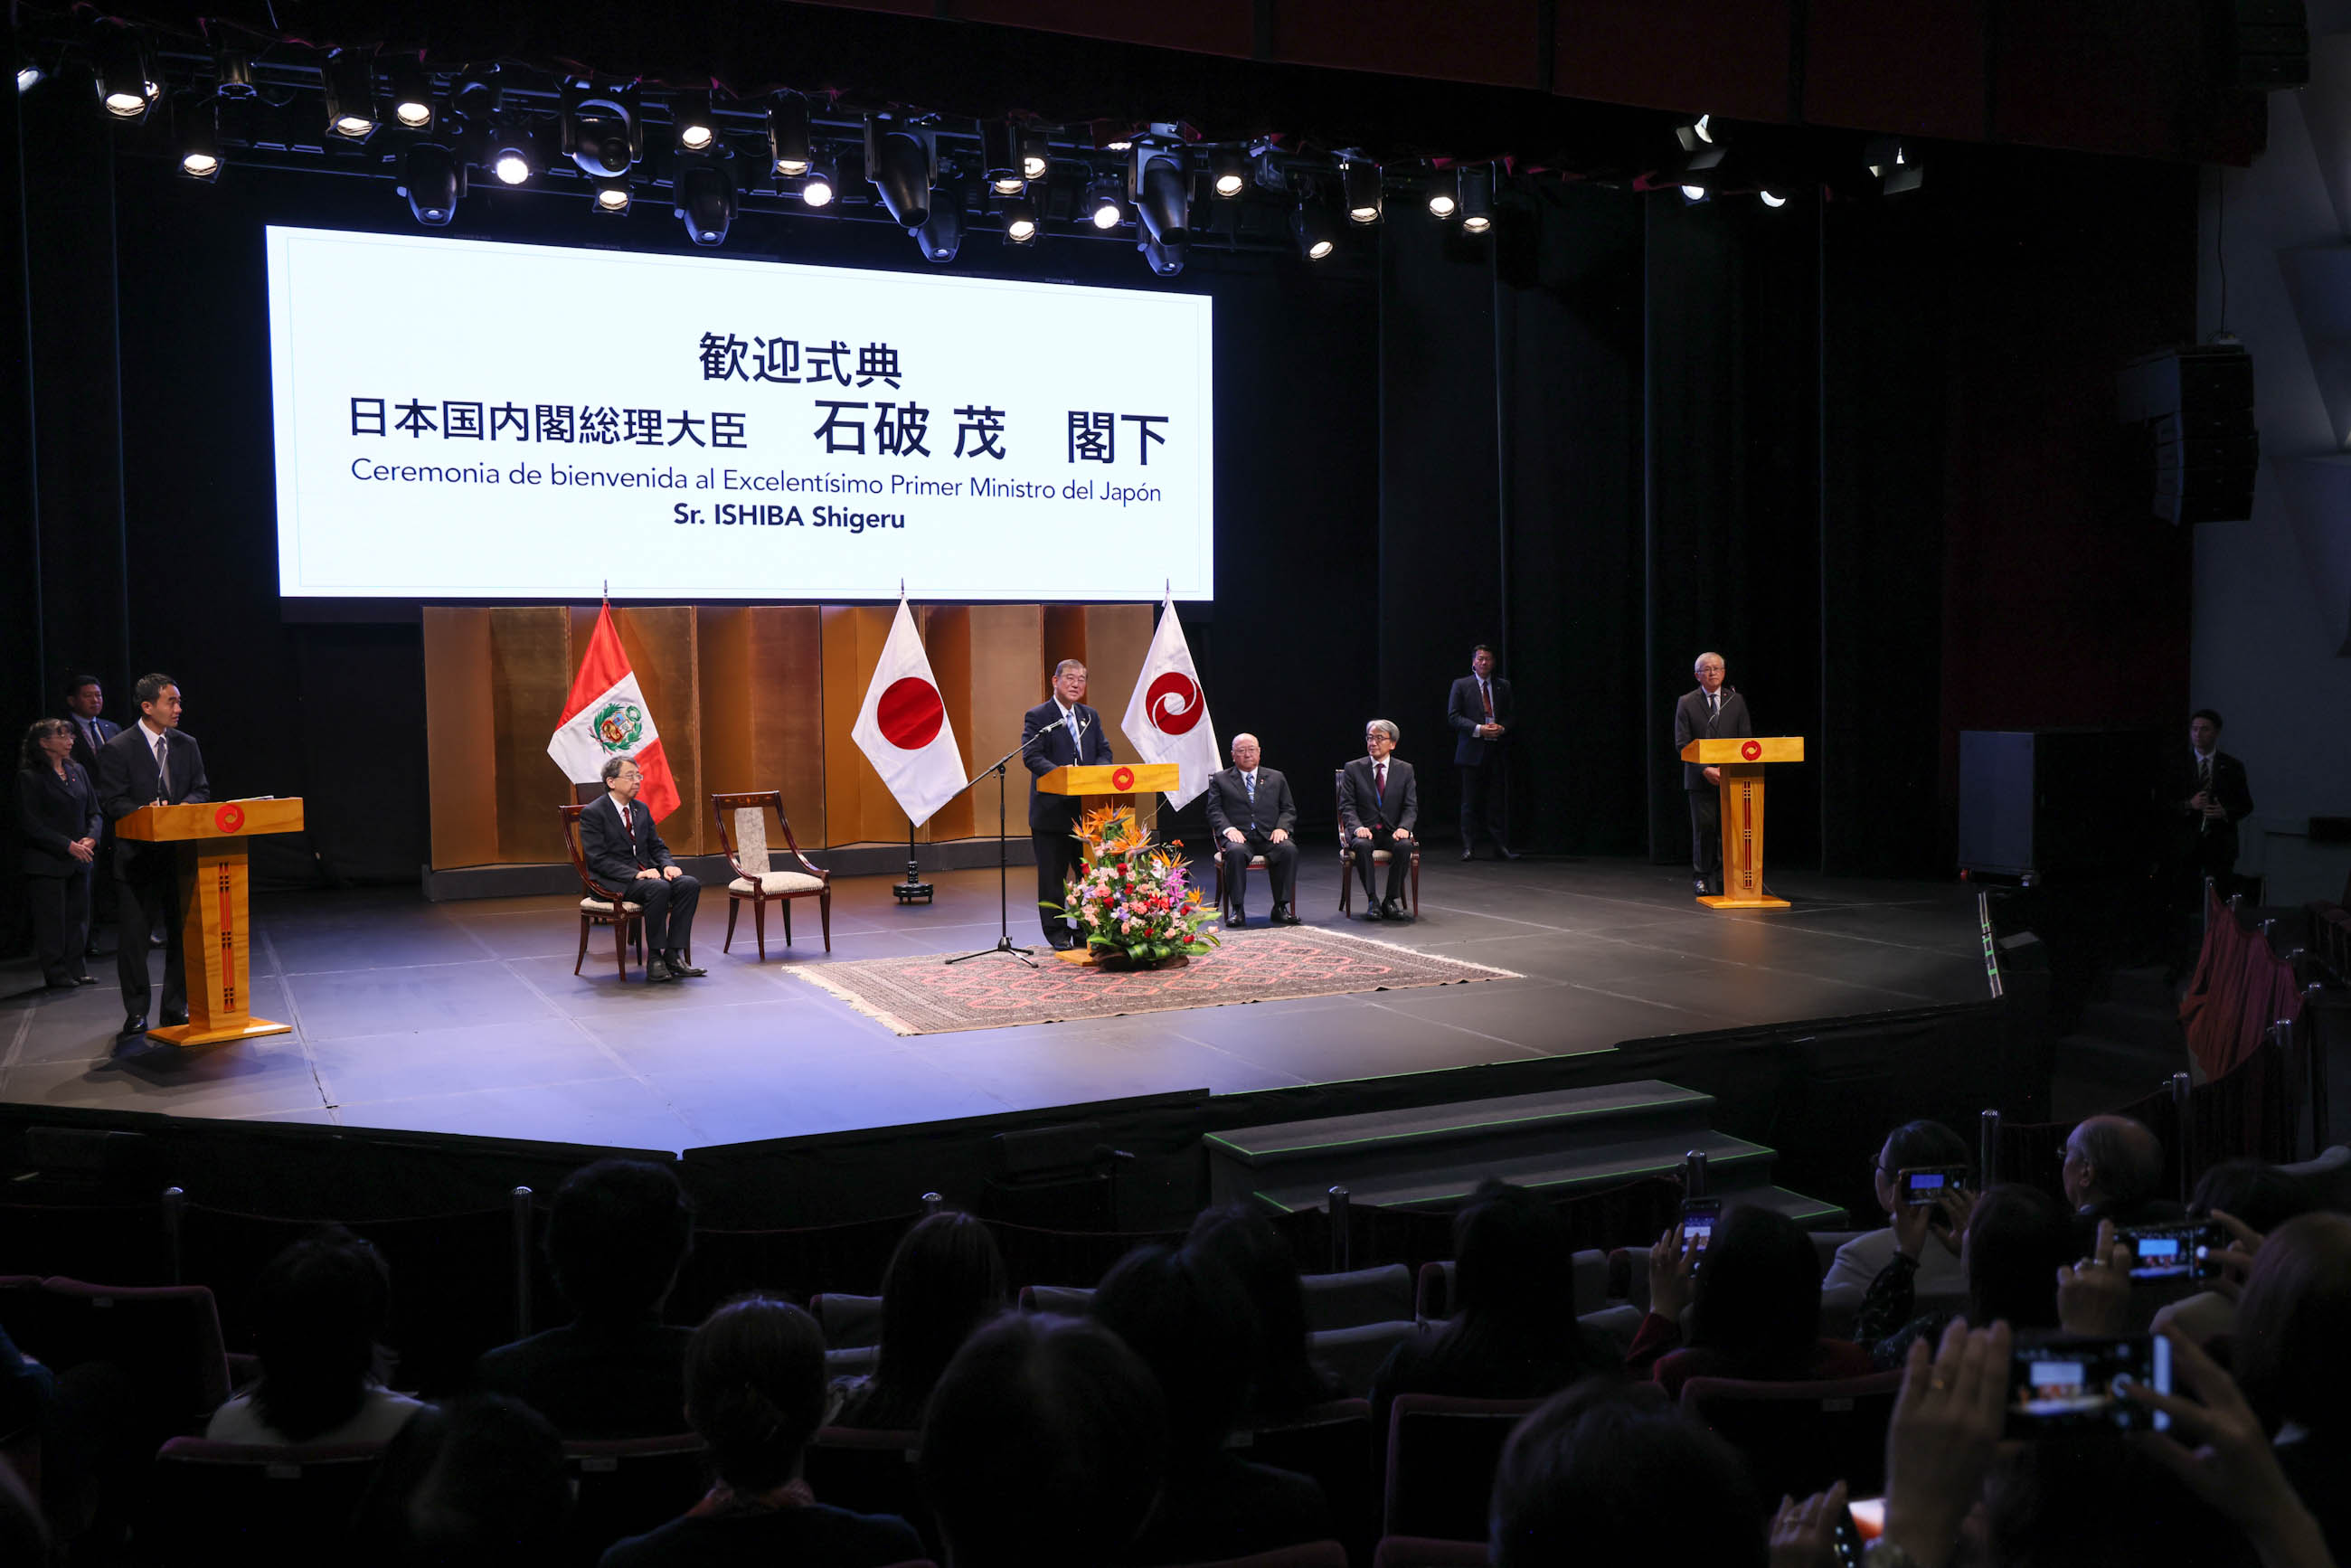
[94,673,210,1036]
[1673,652,1751,898]
[2163,708,2254,898]
[62,674,121,953]
[1023,659,1114,949]
[1447,644,1520,861]
[1339,719,1418,921]
[1203,733,1300,927]
[578,755,705,983]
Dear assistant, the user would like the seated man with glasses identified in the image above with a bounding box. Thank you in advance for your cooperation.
[1338,720,1418,921]
[580,756,705,983]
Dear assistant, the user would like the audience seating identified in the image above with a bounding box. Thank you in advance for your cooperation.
[0,1201,167,1286]
[1170,1544,1349,1568]
[712,789,833,958]
[1234,1399,1374,1559]
[1382,1394,1541,1540]
[804,1426,935,1554]
[1301,1263,1414,1331]
[664,1213,922,1324]
[563,1433,710,1563]
[1412,1251,1607,1322]
[826,1345,878,1375]
[145,1437,385,1556]
[1018,1283,1092,1315]
[1311,1321,1419,1399]
[810,1291,883,1348]
[1374,1539,1492,1568]
[1,1279,231,1440]
[1677,1370,1903,1500]
[1993,1078,2180,1201]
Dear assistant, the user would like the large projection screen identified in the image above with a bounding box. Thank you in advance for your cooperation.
[264,226,1213,601]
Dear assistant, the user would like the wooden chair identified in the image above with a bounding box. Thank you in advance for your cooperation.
[713,790,832,958]
[1382,1393,1541,1539]
[1678,1370,1904,1500]
[1212,851,1269,919]
[560,803,647,981]
[1334,770,1421,917]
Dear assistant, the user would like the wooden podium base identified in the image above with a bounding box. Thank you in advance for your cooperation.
[1696,893,1792,912]
[146,1016,294,1048]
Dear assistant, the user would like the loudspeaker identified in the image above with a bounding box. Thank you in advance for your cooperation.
[2119,344,2258,524]
[1958,728,2166,883]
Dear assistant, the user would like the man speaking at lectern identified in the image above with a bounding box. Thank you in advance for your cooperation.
[1024,658,1113,949]
[1674,652,1751,897]
[95,673,210,1036]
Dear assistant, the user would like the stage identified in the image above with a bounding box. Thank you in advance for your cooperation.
[0,857,1992,1154]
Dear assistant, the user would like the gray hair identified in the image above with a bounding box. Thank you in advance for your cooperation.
[1693,652,1724,674]
[600,754,636,783]
[1366,719,1399,745]
[1053,658,1088,679]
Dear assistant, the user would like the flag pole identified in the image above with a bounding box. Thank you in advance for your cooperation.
[893,812,933,904]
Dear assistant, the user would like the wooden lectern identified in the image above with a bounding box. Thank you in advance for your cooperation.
[1678,738,1805,911]
[114,798,306,1046]
[1036,763,1183,857]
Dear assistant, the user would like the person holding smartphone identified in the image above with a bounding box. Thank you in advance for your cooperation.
[1825,1121,1977,1299]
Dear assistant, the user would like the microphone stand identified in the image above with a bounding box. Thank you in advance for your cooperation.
[946,719,1081,968]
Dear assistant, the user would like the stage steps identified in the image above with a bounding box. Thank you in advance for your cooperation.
[1206,1079,1846,1227]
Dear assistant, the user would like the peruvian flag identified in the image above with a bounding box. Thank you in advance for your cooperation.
[1121,592,1220,810]
[851,596,967,827]
[547,603,681,823]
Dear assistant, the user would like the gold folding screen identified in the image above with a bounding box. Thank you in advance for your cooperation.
[423,602,1155,870]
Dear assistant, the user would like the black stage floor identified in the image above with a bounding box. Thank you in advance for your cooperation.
[0,858,1992,1153]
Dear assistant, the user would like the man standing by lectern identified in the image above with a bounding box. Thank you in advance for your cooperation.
[95,674,210,1036]
[1448,644,1519,861]
[1673,652,1751,897]
[1024,659,1113,949]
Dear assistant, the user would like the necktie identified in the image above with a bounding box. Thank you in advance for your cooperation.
[1065,707,1080,750]
[1244,771,1256,803]
[84,720,99,755]
[1374,761,1386,807]
[2199,758,2214,834]
[1481,680,1493,720]
[152,733,169,802]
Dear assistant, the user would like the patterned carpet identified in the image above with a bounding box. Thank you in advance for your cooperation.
[788,925,1521,1035]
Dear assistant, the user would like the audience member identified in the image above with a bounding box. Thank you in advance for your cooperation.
[1981,1431,2252,1568]
[1185,1204,1345,1423]
[1369,1179,1611,1435]
[2233,1212,2351,1563]
[205,1227,423,1446]
[920,1312,1166,1568]
[1631,1204,1873,1396]
[1489,1377,1764,1568]
[2153,1161,2320,1343]
[354,1395,571,1568]
[474,1159,695,1438]
[1824,1119,1975,1297]
[1090,1243,1331,1564]
[2062,1114,2183,1227]
[1855,1184,2075,1368]
[603,1296,922,1568]
[833,1211,1007,1432]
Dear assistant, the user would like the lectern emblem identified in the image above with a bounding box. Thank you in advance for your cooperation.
[593,702,646,753]
[1741,741,1763,761]
[214,803,246,834]
[1111,766,1136,791]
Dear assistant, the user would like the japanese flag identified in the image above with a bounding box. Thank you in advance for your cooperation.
[852,597,968,827]
[1121,593,1220,810]
[548,602,681,822]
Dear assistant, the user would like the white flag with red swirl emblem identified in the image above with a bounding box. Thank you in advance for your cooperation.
[1120,592,1220,810]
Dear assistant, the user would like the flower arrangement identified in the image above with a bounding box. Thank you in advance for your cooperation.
[1046,804,1223,967]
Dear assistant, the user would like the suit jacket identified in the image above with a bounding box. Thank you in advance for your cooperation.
[17,762,101,877]
[95,723,211,875]
[1204,767,1297,840]
[67,714,119,779]
[1673,687,1753,791]
[1448,675,1517,766]
[2162,749,2253,858]
[1338,755,1418,836]
[1022,700,1114,830]
[577,793,676,891]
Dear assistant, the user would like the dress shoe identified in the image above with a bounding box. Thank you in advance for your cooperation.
[646,956,675,984]
[1272,904,1302,926]
[1459,849,1475,862]
[121,1015,148,1036]
[1047,931,1074,950]
[1363,902,1387,921]
[1383,899,1412,921]
[149,931,165,949]
[1693,876,1709,896]
[1227,908,1246,928]
[161,1008,189,1026]
[73,973,96,987]
[1497,845,1521,862]
[666,950,707,978]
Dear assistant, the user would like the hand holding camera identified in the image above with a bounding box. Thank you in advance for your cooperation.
[1883,1317,2011,1568]
[2056,1219,2135,1337]
[1648,1220,1703,1322]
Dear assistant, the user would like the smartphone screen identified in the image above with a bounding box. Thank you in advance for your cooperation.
[2006,1335,2172,1435]
[1898,1166,1968,1205]
[1679,1198,1722,1258]
[2120,1223,2224,1282]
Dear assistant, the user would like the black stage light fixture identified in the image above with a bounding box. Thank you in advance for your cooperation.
[1341,157,1382,224]
[1019,128,1050,183]
[983,119,1023,195]
[1250,139,1287,194]
[801,158,837,207]
[1291,201,1336,260]
[215,52,254,99]
[1426,170,1457,219]
[179,103,222,183]
[674,90,717,154]
[1457,165,1494,233]
[676,158,737,246]
[323,48,376,141]
[1002,194,1038,245]
[1132,136,1188,246]
[915,180,963,261]
[1675,113,1715,153]
[448,65,499,124]
[565,80,639,179]
[865,117,935,228]
[1084,175,1125,231]
[400,143,463,225]
[1139,233,1183,278]
[592,178,632,215]
[769,91,812,176]
[387,56,433,130]
[486,118,536,185]
[92,24,156,121]
[1210,147,1247,198]
[1760,188,1789,208]
[16,62,42,93]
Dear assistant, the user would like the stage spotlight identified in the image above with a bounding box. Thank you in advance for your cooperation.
[179,106,222,182]
[1680,183,1709,203]
[449,66,499,123]
[675,90,716,153]
[92,25,156,121]
[486,120,536,185]
[1759,188,1789,208]
[592,179,632,215]
[1019,128,1050,182]
[769,91,812,176]
[1251,139,1287,194]
[214,52,254,99]
[1139,233,1183,278]
[1291,202,1336,260]
[323,49,376,141]
[387,58,433,129]
[865,118,935,228]
[1106,136,1133,151]
[1211,148,1246,198]
[982,119,1023,195]
[565,80,639,179]
[399,143,463,225]
[1085,176,1125,231]
[1003,195,1038,245]
[1427,175,1457,219]
[17,65,43,93]
[1133,141,1188,245]
[801,160,837,207]
[1342,158,1382,224]
[915,184,962,261]
[675,159,736,246]
[1457,165,1494,233]
[1676,113,1715,153]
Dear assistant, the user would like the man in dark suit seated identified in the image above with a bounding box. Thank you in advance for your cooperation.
[579,755,704,982]
[2163,708,2255,899]
[1672,652,1751,897]
[1023,658,1114,950]
[474,1159,698,1439]
[63,674,120,956]
[94,673,209,1036]
[1448,643,1520,861]
[1340,719,1418,921]
[1203,733,1299,928]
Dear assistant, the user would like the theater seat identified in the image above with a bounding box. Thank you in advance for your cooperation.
[564,1433,709,1561]
[1383,1393,1542,1540]
[1310,1320,1417,1399]
[1165,1544,1349,1568]
[806,1426,934,1554]
[146,1438,386,1556]
[1300,1264,1413,1332]
[1374,1538,1491,1568]
[1678,1371,1903,1500]
[812,1291,883,1349]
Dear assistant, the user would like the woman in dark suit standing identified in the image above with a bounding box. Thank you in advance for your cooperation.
[18,718,100,989]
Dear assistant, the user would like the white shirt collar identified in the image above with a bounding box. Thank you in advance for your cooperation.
[1056,699,1079,722]
[1242,769,1256,784]
[2194,747,2214,764]
[138,717,169,741]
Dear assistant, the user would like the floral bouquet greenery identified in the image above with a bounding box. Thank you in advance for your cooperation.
[1046,803,1223,966]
